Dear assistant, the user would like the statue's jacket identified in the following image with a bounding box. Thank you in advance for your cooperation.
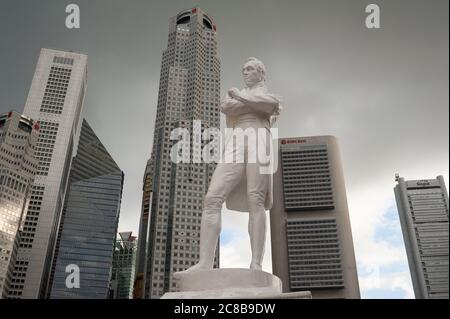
[219,83,282,212]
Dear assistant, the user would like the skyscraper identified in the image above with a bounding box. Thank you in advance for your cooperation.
[111,232,137,299]
[49,119,124,299]
[270,136,360,299]
[394,175,449,299]
[137,7,221,298]
[8,48,87,299]
[0,111,38,298]
[133,159,152,299]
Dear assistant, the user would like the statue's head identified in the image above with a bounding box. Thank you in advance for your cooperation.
[242,57,266,88]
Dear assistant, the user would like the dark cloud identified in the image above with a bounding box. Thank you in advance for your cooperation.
[1,0,448,233]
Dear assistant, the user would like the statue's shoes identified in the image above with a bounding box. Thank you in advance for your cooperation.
[173,264,211,278]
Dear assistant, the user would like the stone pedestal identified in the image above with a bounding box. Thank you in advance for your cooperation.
[161,268,311,299]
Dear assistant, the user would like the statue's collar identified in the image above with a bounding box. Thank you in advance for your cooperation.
[244,82,266,91]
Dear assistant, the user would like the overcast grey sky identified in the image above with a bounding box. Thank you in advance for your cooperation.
[1,0,448,297]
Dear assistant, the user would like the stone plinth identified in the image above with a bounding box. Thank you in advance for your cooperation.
[161,268,311,299]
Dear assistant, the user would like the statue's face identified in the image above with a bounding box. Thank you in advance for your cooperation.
[242,62,262,87]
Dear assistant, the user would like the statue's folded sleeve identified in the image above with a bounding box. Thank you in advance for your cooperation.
[220,96,252,116]
[238,89,283,116]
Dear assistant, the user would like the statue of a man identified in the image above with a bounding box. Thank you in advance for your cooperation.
[184,57,282,273]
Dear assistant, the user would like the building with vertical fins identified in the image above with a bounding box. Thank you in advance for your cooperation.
[270,136,360,299]
[0,111,38,298]
[394,175,449,299]
[8,49,87,299]
[137,7,221,298]
[111,232,137,299]
[133,160,152,299]
[49,119,123,299]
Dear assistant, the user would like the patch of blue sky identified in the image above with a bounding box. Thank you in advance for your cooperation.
[362,288,410,299]
[374,204,406,248]
[357,260,409,275]
[220,228,246,245]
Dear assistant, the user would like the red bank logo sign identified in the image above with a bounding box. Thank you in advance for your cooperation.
[281,139,307,145]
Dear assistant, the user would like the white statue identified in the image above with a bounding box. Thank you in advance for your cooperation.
[182,57,282,273]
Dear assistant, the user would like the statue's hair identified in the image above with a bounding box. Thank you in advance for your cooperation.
[245,57,266,80]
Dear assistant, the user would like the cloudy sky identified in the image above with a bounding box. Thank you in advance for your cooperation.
[1,0,448,298]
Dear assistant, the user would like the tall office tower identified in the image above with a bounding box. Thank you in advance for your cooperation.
[138,7,221,298]
[394,175,449,299]
[133,159,152,299]
[49,119,124,299]
[8,49,87,299]
[270,136,360,299]
[0,111,38,298]
[111,232,137,299]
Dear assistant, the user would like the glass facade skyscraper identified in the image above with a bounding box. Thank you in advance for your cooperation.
[0,111,38,298]
[136,7,221,299]
[49,119,124,299]
[111,232,136,299]
[394,175,449,299]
